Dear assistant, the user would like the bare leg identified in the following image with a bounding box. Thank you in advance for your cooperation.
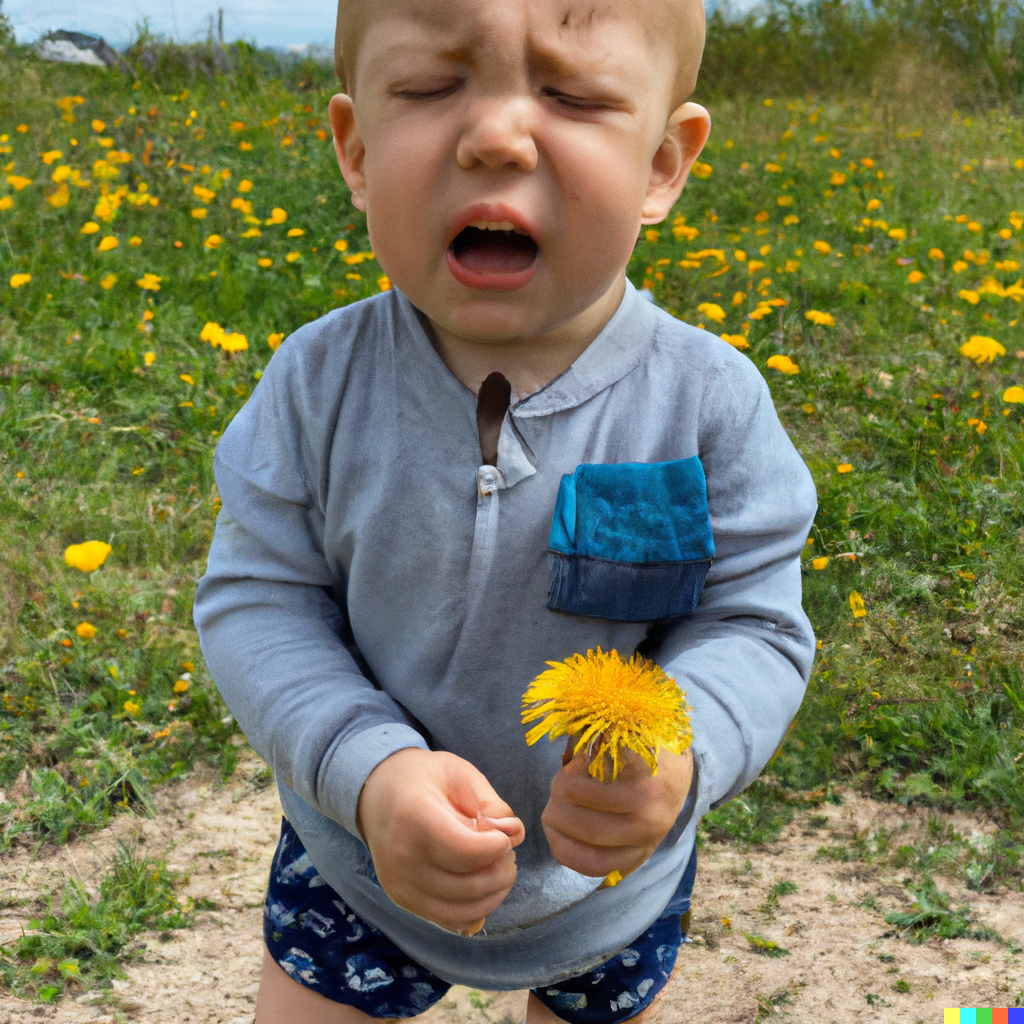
[256,947,402,1024]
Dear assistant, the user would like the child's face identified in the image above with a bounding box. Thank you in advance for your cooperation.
[330,0,709,348]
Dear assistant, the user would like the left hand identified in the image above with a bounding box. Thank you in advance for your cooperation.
[541,740,694,879]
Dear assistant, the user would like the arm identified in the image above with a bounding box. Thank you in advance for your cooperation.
[541,349,815,874]
[193,339,525,908]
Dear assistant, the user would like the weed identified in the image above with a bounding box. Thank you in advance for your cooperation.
[700,782,794,848]
[0,839,193,999]
[884,877,1000,944]
[761,879,798,919]
[744,932,791,958]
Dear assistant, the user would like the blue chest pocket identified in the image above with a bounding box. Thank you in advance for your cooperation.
[547,457,714,622]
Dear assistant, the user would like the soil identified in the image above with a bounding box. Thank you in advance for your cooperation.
[2,753,1021,1024]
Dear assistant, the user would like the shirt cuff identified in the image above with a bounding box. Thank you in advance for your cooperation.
[317,722,430,841]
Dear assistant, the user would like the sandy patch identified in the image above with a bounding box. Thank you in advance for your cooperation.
[2,759,1020,1023]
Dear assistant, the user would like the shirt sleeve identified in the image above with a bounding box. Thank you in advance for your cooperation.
[192,336,428,841]
[646,347,817,826]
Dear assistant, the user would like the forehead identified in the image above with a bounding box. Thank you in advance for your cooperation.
[348,0,680,81]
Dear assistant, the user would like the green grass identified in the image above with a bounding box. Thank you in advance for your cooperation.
[1,28,1024,1001]
[0,839,194,1001]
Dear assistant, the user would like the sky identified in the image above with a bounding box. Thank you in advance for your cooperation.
[3,0,339,50]
[4,0,736,50]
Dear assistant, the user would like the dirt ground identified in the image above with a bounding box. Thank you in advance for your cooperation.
[2,754,1022,1024]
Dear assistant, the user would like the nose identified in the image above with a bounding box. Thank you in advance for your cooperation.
[457,96,538,173]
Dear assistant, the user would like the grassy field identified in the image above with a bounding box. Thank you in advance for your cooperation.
[1,45,1023,1001]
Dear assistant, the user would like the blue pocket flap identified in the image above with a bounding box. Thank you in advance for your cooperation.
[546,458,713,622]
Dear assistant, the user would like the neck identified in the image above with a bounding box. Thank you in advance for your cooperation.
[425,277,626,398]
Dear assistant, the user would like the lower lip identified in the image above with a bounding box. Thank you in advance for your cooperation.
[445,247,538,292]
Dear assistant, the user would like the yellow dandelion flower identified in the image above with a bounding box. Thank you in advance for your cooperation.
[100,273,117,290]
[766,354,799,375]
[136,273,162,291]
[888,228,906,241]
[191,208,208,219]
[258,257,272,268]
[268,332,284,351]
[97,235,119,252]
[378,275,391,291]
[805,310,835,326]
[123,699,141,716]
[521,648,692,783]
[837,463,853,473]
[6,174,32,191]
[928,248,944,260]
[204,234,222,249]
[238,179,253,192]
[812,556,830,569]
[697,302,726,324]
[334,238,349,251]
[220,332,248,354]
[9,273,31,288]
[813,240,831,255]
[144,351,156,365]
[690,161,712,179]
[286,251,301,263]
[644,229,660,242]
[173,678,190,693]
[0,196,12,211]
[76,621,98,639]
[129,236,142,247]
[266,207,288,225]
[1003,385,1024,403]
[720,334,749,350]
[907,270,924,284]
[848,591,867,618]
[960,335,1005,363]
[959,289,980,305]
[64,541,112,572]
[80,221,100,235]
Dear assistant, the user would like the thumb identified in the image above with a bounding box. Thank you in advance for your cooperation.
[440,755,525,849]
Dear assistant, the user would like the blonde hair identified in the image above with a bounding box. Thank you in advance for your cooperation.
[334,0,705,108]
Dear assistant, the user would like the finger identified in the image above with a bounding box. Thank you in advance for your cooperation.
[412,851,519,904]
[541,800,665,851]
[542,820,647,878]
[475,813,526,848]
[406,884,515,932]
[424,813,518,874]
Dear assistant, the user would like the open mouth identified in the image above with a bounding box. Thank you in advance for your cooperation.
[448,221,539,281]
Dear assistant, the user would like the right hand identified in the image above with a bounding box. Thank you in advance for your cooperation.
[356,748,525,934]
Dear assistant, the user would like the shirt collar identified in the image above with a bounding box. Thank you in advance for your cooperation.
[392,278,659,420]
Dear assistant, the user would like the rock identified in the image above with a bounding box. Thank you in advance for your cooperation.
[35,31,133,75]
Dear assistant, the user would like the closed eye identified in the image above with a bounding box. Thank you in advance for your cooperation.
[540,87,618,112]
[392,80,463,101]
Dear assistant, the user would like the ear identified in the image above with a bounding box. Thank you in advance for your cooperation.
[329,93,367,212]
[641,102,711,225]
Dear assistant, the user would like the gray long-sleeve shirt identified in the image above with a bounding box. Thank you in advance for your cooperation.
[193,280,817,989]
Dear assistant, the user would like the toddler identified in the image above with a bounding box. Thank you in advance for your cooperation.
[193,0,817,1020]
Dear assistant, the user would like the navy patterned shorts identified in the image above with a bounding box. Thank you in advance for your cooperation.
[264,818,696,1023]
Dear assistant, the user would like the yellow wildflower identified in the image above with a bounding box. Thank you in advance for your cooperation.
[848,591,867,618]
[201,322,226,347]
[959,289,980,305]
[123,700,141,716]
[258,258,273,268]
[173,679,190,693]
[144,351,156,366]
[0,196,12,211]
[137,273,162,291]
[97,236,119,252]
[334,239,349,251]
[644,229,660,242]
[76,621,98,639]
[268,332,284,351]
[805,310,835,326]
[191,208,208,219]
[720,334,749,349]
[837,463,853,473]
[690,161,712,179]
[193,184,216,203]
[286,252,301,263]
[812,556,829,569]
[521,648,692,782]
[1003,385,1024,403]
[813,240,831,255]
[888,228,906,241]
[9,273,31,288]
[766,354,799,375]
[6,174,32,191]
[829,171,846,186]
[100,273,117,290]
[80,221,100,235]
[783,215,799,226]
[204,234,222,250]
[220,332,249,354]
[907,270,924,284]
[64,541,112,572]
[928,248,944,260]
[960,336,1005,363]
[697,302,726,324]
[238,179,253,192]
[266,207,287,225]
